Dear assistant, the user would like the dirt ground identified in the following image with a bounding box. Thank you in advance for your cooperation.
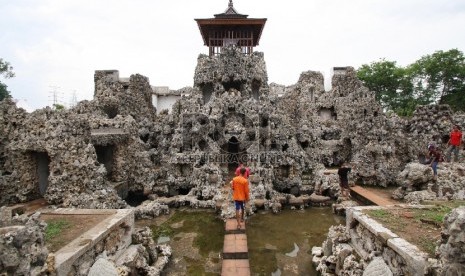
[363,200,465,257]
[370,208,441,256]
[356,187,458,257]
[40,214,110,252]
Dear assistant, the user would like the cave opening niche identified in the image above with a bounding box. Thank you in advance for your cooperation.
[222,79,243,92]
[280,165,291,178]
[252,79,261,100]
[94,144,115,180]
[228,136,240,170]
[202,83,214,104]
[103,105,118,119]
[32,152,50,196]
[169,186,192,197]
[125,190,148,207]
[318,107,337,121]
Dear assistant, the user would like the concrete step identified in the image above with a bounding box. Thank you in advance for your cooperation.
[221,259,250,276]
[223,233,248,259]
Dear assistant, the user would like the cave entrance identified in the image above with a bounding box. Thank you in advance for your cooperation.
[33,152,50,196]
[222,79,242,92]
[94,144,115,180]
[202,83,214,104]
[168,186,192,197]
[125,190,148,207]
[226,136,241,172]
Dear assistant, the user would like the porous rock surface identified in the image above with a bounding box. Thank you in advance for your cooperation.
[1,45,465,211]
[0,213,48,275]
[436,206,465,276]
[394,162,465,203]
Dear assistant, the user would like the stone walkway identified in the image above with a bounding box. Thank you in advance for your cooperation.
[221,219,250,276]
[220,171,251,275]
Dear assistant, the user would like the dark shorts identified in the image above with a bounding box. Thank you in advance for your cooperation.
[340,180,349,189]
[235,201,245,210]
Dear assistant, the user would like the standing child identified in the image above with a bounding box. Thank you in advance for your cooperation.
[231,167,250,229]
[428,145,442,181]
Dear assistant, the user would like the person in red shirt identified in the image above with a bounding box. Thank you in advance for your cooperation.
[446,125,463,162]
[231,167,250,229]
[235,163,250,178]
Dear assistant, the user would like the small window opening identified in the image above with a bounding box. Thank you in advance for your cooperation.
[94,144,115,179]
[103,105,118,119]
[300,141,309,149]
[282,144,289,152]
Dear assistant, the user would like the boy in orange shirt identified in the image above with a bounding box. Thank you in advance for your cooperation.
[231,167,250,229]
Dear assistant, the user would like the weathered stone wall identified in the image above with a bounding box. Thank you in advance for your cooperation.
[0,208,171,276]
[1,45,465,209]
[436,206,465,275]
[0,212,49,275]
[313,206,431,276]
[393,162,465,203]
[0,71,158,208]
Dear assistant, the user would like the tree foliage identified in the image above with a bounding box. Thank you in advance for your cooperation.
[357,49,465,116]
[0,58,15,101]
[53,103,65,110]
[408,49,465,111]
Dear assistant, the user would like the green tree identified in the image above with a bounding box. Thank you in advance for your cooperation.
[357,49,465,115]
[357,59,416,115]
[408,49,465,111]
[0,58,15,101]
[53,103,65,110]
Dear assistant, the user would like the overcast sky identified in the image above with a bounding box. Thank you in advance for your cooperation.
[1,0,465,111]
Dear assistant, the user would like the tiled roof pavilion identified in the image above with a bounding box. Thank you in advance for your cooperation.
[195,0,267,55]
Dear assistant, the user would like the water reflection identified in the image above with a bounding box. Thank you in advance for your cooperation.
[247,208,343,276]
[157,236,170,244]
[285,243,299,257]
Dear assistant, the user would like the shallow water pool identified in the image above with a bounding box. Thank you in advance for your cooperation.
[142,207,343,275]
[247,208,344,275]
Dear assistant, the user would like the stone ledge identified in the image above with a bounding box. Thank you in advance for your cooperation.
[347,206,429,275]
[350,209,399,243]
[47,208,134,276]
[387,237,428,275]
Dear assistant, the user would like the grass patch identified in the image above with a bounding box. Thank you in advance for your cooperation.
[45,219,72,252]
[45,219,70,241]
[364,201,465,257]
[413,206,451,223]
[185,257,219,276]
[418,236,437,256]
[368,209,389,219]
[151,223,174,240]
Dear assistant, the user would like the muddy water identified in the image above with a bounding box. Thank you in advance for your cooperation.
[247,208,343,275]
[140,207,342,275]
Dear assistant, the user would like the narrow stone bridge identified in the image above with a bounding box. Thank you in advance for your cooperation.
[350,185,398,206]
